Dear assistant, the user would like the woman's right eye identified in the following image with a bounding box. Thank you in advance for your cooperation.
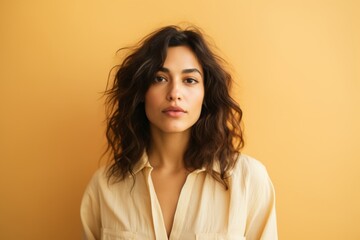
[154,76,166,83]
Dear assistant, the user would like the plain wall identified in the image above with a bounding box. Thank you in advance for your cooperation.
[0,0,359,239]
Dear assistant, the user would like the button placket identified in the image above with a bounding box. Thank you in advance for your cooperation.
[169,172,197,240]
[146,168,169,240]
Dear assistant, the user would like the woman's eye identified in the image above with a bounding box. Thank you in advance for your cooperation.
[184,78,198,84]
[154,76,166,83]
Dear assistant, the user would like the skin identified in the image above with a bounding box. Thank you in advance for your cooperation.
[144,46,204,237]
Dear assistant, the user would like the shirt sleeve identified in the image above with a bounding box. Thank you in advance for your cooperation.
[80,172,102,240]
[244,158,278,240]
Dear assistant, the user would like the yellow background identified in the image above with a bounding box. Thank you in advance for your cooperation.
[1,0,359,239]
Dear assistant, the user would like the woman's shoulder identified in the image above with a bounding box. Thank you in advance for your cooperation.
[84,165,109,193]
[91,165,108,180]
[235,153,268,171]
[232,153,272,183]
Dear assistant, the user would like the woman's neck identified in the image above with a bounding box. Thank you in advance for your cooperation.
[147,127,190,172]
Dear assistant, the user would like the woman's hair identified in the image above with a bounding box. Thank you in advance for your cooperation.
[105,25,244,189]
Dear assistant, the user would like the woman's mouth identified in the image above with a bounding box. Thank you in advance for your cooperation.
[162,106,187,117]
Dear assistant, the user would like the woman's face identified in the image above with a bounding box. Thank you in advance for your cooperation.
[145,46,204,135]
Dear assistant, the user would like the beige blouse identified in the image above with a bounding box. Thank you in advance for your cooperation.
[80,154,278,240]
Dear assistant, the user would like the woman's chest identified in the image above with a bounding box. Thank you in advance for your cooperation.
[99,171,247,240]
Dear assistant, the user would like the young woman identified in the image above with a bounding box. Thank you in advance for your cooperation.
[81,25,277,240]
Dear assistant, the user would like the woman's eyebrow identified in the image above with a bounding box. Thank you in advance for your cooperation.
[159,67,203,76]
[158,67,170,73]
[182,68,203,76]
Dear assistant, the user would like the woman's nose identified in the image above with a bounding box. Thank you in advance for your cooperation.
[166,81,182,101]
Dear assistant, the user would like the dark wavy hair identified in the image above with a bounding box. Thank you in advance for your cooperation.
[105,25,244,189]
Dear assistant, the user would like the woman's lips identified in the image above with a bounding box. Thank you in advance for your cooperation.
[162,106,187,117]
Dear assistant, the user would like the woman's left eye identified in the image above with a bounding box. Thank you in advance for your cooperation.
[184,78,198,84]
[154,76,166,83]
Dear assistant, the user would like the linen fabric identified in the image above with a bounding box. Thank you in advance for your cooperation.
[80,154,278,240]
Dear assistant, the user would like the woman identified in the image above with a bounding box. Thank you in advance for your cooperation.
[81,25,277,240]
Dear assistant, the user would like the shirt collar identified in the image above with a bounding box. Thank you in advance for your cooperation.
[132,151,223,175]
[131,151,151,175]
